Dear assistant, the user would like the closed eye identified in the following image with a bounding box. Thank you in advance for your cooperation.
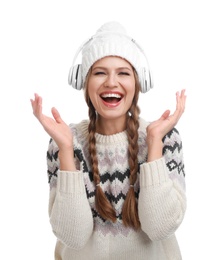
[94,71,106,75]
[119,72,130,75]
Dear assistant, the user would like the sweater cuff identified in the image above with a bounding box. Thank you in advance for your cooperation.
[140,157,169,187]
[57,170,86,194]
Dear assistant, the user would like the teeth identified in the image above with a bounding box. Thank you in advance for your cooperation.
[101,93,122,98]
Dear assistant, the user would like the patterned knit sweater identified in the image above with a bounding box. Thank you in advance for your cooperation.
[47,118,186,260]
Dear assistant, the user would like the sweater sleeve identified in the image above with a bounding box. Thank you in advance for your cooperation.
[47,138,94,249]
[138,128,187,241]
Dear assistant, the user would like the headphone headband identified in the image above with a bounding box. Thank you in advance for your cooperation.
[68,31,153,93]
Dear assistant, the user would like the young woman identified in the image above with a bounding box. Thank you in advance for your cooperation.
[31,21,187,260]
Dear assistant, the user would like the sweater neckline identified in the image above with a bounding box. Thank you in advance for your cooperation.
[80,120,128,144]
[95,130,128,144]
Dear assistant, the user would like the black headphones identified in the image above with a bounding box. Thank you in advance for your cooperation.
[68,33,153,93]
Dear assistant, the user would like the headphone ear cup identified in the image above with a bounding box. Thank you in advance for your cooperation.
[139,68,147,93]
[139,67,153,93]
[68,64,83,90]
[68,66,73,86]
[148,70,153,91]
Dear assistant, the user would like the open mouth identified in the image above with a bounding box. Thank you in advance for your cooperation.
[100,93,123,105]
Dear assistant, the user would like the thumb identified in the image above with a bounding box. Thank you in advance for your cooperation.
[160,110,170,120]
[51,107,63,123]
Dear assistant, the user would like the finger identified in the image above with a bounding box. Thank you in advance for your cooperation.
[30,93,38,107]
[160,110,171,120]
[35,94,42,116]
[180,89,187,109]
[177,89,186,114]
[31,93,43,119]
[172,89,186,122]
[51,107,63,124]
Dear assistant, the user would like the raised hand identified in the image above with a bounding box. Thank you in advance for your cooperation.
[30,93,73,152]
[146,89,186,162]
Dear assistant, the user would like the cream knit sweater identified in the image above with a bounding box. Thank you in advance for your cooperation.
[47,118,186,260]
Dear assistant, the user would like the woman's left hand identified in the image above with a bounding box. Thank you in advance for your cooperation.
[147,89,187,144]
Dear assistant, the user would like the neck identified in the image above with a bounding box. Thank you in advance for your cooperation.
[96,115,128,135]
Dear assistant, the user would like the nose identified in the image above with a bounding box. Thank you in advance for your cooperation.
[104,73,118,88]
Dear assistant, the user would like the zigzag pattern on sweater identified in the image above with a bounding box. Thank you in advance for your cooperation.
[47,121,185,226]
[47,138,59,185]
[162,128,185,177]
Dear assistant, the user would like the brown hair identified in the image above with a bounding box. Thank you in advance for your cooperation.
[84,69,141,229]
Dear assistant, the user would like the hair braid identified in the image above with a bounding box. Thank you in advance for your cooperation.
[122,72,141,229]
[85,86,116,222]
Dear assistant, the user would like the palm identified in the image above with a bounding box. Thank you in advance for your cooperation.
[30,94,73,150]
[147,90,186,140]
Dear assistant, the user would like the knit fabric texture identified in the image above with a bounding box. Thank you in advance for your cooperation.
[47,118,186,260]
[81,21,149,91]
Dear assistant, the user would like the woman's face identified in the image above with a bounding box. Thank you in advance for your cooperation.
[87,56,136,122]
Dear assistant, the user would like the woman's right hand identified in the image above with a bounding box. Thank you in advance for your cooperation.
[30,93,73,152]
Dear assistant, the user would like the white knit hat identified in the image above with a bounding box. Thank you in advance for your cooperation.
[69,21,153,93]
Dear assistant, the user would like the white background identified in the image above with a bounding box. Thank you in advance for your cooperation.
[1,0,216,259]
